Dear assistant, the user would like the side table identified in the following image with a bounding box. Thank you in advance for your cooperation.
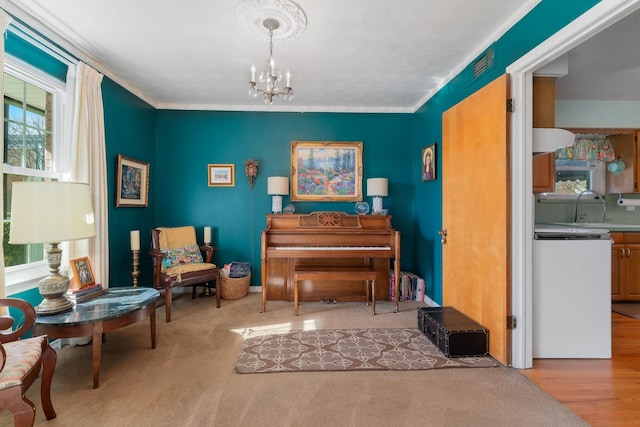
[33,287,159,389]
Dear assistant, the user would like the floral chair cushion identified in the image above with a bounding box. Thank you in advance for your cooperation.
[161,244,204,270]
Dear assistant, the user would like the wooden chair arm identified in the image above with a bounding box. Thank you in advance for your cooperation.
[0,298,36,343]
[200,245,218,264]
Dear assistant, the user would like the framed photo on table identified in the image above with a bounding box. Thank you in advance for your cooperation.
[116,154,149,207]
[290,141,363,202]
[70,257,95,288]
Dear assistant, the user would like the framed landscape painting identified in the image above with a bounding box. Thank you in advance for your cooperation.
[116,154,149,207]
[291,141,363,202]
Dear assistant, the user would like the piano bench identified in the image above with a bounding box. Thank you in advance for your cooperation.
[293,266,379,316]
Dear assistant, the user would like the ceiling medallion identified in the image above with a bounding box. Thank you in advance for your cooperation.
[234,0,307,41]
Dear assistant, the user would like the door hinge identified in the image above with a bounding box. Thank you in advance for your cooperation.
[506,98,515,113]
[507,315,517,329]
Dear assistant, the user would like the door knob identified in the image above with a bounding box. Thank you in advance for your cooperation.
[439,229,447,245]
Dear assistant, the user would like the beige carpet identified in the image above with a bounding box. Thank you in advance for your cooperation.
[3,292,588,426]
[235,328,497,373]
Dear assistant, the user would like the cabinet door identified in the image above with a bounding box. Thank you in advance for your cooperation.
[625,243,640,300]
[533,152,555,193]
[611,242,625,301]
[606,134,636,194]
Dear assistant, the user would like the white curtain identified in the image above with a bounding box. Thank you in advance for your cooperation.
[68,62,109,287]
[0,10,13,299]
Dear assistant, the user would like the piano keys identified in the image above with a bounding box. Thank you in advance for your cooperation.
[260,211,401,313]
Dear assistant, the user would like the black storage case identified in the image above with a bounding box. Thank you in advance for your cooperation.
[418,306,489,358]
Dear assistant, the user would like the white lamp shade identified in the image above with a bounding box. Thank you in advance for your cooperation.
[367,178,388,197]
[9,182,96,244]
[267,176,289,195]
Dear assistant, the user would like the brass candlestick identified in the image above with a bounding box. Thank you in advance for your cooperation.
[131,250,140,287]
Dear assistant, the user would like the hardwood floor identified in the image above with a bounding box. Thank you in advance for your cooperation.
[520,312,640,427]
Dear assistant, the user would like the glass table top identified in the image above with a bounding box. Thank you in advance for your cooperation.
[35,287,160,326]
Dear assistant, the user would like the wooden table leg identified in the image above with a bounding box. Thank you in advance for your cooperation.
[294,279,299,316]
[150,305,156,349]
[91,322,104,389]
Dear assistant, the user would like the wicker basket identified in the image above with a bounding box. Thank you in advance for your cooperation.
[219,273,251,300]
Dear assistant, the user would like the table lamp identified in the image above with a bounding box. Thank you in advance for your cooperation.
[9,182,96,315]
[367,178,388,214]
[267,176,289,214]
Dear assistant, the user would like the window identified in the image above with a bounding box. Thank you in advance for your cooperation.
[554,159,605,195]
[3,55,68,293]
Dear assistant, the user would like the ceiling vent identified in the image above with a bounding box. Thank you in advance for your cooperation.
[472,46,495,79]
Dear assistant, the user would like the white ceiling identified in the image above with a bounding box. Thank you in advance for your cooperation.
[2,0,542,113]
[4,0,637,113]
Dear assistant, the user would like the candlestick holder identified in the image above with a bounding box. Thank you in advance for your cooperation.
[131,250,140,287]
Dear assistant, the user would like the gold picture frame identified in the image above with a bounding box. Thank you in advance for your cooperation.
[70,257,95,288]
[116,154,149,207]
[208,164,235,187]
[291,141,363,202]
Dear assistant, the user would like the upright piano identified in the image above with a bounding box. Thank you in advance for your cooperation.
[261,211,401,312]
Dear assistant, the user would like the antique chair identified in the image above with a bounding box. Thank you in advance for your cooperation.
[149,226,220,322]
[0,298,56,427]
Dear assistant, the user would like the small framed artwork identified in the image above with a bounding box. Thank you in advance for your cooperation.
[70,257,95,288]
[208,164,235,187]
[422,144,436,182]
[291,141,363,202]
[116,154,149,207]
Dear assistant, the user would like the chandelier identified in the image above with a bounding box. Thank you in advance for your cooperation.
[248,18,293,104]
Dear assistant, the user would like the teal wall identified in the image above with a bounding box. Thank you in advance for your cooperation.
[411,0,600,304]
[155,111,415,282]
[103,78,156,287]
[6,0,604,307]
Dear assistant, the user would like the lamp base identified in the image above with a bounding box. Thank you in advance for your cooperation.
[36,273,74,316]
[372,196,383,214]
[272,195,283,214]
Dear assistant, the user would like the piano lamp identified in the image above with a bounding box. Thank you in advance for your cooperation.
[267,176,289,214]
[367,178,388,214]
[9,182,96,315]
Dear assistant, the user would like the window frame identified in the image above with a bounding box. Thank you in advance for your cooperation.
[3,54,71,295]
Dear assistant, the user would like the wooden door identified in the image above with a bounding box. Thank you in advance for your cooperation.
[442,74,511,365]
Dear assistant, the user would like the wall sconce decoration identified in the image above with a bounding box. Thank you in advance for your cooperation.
[267,176,289,214]
[244,159,259,189]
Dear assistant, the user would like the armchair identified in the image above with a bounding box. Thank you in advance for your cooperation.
[0,298,56,426]
[149,226,220,322]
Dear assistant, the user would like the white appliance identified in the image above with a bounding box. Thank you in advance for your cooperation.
[533,224,612,358]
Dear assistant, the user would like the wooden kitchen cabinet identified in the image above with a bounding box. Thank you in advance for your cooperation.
[605,133,638,194]
[533,152,555,193]
[610,232,640,301]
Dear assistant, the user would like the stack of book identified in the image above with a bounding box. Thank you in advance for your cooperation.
[66,283,107,303]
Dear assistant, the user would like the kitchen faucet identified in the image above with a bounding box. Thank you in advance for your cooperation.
[575,190,606,223]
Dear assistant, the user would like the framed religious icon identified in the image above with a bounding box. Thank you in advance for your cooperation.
[290,141,363,202]
[422,144,436,182]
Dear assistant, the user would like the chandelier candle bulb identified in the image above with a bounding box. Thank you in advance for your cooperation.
[251,65,256,82]
[130,230,140,251]
[286,71,291,87]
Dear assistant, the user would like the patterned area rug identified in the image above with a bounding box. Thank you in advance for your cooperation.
[235,328,498,374]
